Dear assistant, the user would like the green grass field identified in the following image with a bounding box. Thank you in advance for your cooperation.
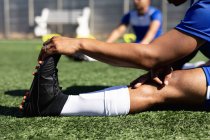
[0,40,210,139]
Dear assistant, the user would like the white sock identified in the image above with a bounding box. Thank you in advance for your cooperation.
[60,86,130,116]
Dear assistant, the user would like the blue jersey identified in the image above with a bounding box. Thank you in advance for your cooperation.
[176,0,210,42]
[121,6,163,43]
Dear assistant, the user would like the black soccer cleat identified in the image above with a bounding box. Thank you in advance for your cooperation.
[20,54,68,116]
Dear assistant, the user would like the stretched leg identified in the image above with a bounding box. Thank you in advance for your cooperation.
[20,55,208,116]
[129,67,207,113]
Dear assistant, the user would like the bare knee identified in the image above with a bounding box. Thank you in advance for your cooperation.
[160,68,206,105]
[129,68,207,114]
[129,84,164,113]
[129,70,188,113]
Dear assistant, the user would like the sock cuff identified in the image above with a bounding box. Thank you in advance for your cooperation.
[104,86,130,116]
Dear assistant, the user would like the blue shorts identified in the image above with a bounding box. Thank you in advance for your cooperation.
[202,66,210,108]
[176,0,210,42]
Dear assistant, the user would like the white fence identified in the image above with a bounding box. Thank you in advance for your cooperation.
[0,0,189,38]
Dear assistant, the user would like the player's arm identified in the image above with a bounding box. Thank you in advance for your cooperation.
[140,10,162,44]
[41,29,205,70]
[140,20,161,44]
[106,24,127,43]
[106,12,130,43]
[80,29,204,69]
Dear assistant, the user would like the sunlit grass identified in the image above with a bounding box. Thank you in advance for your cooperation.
[0,40,209,139]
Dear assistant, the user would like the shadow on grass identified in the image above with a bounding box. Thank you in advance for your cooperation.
[1,85,110,117]
[4,85,111,97]
[149,104,210,112]
[63,85,111,95]
[4,89,27,96]
[2,85,209,117]
[0,105,22,117]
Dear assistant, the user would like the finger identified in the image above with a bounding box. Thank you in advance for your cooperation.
[165,67,173,75]
[38,44,54,61]
[38,61,43,64]
[130,73,150,88]
[134,83,143,89]
[37,46,46,61]
[164,67,173,85]
[153,76,163,85]
[43,37,54,46]
[164,80,169,85]
[130,75,144,87]
[134,75,148,86]
[38,51,46,61]
[19,105,23,111]
[129,79,139,88]
[32,72,37,76]
[44,43,56,54]
[164,73,172,85]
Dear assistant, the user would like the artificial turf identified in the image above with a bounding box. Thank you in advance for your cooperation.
[0,40,210,139]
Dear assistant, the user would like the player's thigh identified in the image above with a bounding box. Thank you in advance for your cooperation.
[161,68,206,104]
[128,68,207,112]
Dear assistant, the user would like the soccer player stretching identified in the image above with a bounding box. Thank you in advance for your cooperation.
[20,0,210,116]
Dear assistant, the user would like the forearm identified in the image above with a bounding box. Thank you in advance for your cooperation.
[78,29,204,70]
[140,21,161,44]
[140,32,156,44]
[42,29,203,71]
[106,25,127,43]
[79,38,157,70]
[106,30,123,43]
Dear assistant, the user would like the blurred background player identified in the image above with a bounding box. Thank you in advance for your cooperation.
[106,0,162,44]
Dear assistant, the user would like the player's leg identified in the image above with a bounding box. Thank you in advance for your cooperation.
[61,67,208,116]
[20,54,209,116]
[61,86,130,116]
[20,54,130,116]
[129,67,208,113]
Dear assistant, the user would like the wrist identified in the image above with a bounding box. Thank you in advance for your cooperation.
[78,38,86,52]
[78,38,92,53]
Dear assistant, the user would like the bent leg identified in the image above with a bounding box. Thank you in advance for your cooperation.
[129,68,207,113]
[61,68,207,116]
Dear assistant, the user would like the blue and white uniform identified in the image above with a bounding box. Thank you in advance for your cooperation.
[121,6,162,43]
[176,0,210,105]
[175,0,210,56]
[176,0,210,42]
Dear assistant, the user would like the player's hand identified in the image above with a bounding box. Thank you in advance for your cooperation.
[38,36,80,61]
[130,67,173,89]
